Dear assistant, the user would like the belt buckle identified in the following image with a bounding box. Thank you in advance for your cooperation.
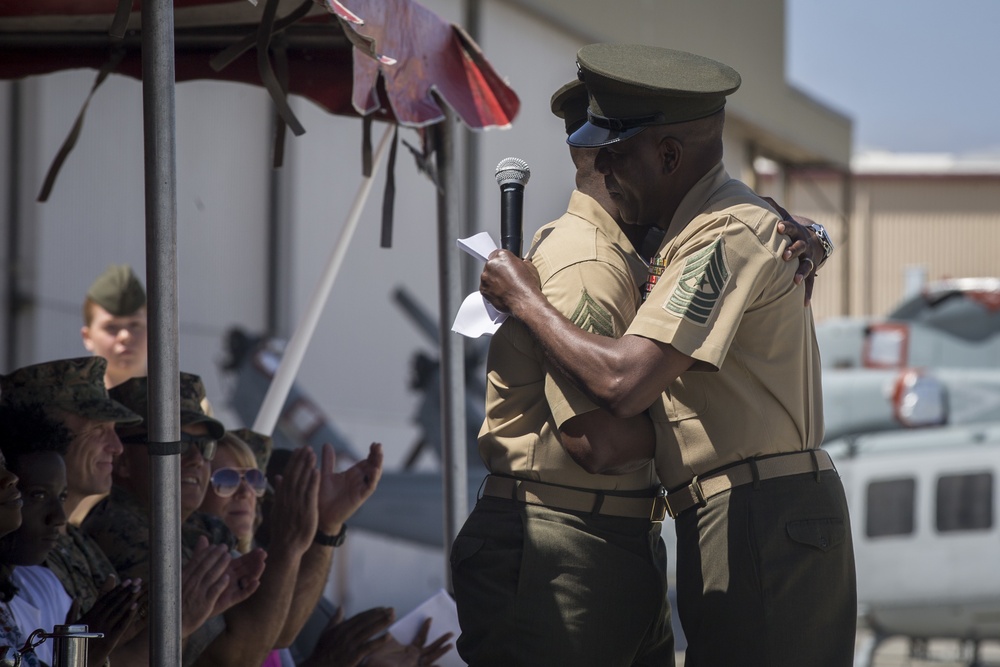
[665,475,707,519]
[650,489,668,522]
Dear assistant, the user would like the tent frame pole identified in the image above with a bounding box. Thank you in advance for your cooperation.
[142,0,182,664]
[433,110,467,587]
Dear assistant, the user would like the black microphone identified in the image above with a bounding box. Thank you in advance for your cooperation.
[495,157,530,257]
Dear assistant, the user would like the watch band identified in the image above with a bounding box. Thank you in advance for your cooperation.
[808,223,834,263]
[314,524,347,547]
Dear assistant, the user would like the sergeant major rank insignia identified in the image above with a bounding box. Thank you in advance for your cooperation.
[665,238,729,325]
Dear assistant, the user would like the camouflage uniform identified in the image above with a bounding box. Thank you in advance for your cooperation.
[229,427,273,472]
[45,525,119,615]
[82,486,234,582]
[91,372,230,667]
[0,357,142,427]
[0,357,141,616]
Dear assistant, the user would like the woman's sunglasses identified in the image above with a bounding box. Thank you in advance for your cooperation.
[209,467,267,498]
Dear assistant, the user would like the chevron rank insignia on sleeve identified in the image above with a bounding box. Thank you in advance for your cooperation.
[665,238,730,325]
[570,289,615,337]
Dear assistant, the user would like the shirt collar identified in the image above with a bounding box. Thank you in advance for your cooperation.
[661,162,732,248]
[566,189,640,257]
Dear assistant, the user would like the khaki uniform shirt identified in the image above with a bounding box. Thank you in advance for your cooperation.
[45,525,118,615]
[479,190,657,491]
[626,164,824,490]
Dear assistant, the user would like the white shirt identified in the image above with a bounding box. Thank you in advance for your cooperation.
[10,566,73,666]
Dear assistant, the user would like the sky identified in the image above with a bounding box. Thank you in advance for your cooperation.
[786,0,1000,155]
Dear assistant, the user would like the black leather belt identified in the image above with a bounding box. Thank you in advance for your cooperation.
[665,449,836,519]
[482,475,667,522]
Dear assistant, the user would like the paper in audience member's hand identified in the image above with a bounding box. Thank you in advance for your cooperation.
[388,588,466,667]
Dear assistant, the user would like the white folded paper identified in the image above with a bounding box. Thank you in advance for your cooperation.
[388,588,466,666]
[451,232,508,338]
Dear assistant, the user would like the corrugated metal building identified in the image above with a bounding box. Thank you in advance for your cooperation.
[760,152,1000,321]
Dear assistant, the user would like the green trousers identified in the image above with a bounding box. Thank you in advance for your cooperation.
[675,469,857,667]
[451,496,674,667]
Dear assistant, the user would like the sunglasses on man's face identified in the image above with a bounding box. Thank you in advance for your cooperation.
[119,431,217,461]
[180,432,217,461]
[210,467,267,498]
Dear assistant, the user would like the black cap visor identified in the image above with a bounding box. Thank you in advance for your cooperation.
[568,106,665,147]
[567,120,649,147]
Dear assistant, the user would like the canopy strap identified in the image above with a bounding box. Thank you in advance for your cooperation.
[37,48,127,202]
[362,115,373,177]
[209,0,312,72]
[380,124,399,248]
[271,38,291,168]
[256,0,306,136]
[109,0,132,39]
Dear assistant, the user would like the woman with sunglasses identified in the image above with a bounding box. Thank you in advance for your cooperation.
[199,433,267,556]
[199,435,454,667]
[198,433,293,667]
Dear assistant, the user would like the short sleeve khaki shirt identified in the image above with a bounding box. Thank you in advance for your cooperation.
[626,165,824,489]
[479,191,657,491]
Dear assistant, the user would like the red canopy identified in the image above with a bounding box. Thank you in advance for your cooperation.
[0,0,520,130]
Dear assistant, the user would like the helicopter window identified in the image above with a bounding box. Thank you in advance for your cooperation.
[936,472,993,533]
[865,478,916,537]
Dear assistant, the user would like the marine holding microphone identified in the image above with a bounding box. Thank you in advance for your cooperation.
[450,77,675,667]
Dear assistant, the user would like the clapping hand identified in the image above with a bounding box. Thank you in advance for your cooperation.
[316,442,384,536]
[364,617,454,667]
[299,606,394,667]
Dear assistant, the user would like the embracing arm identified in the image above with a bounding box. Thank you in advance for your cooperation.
[481,250,693,418]
[559,408,655,474]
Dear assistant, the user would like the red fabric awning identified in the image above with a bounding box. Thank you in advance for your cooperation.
[0,0,520,131]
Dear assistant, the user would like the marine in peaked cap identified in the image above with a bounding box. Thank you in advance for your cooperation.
[0,357,141,426]
[478,43,856,667]
[549,79,590,135]
[449,74,674,666]
[568,43,741,148]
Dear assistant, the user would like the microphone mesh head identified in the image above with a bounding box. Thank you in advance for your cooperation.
[495,157,531,187]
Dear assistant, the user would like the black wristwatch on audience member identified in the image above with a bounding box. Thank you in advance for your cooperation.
[314,524,347,547]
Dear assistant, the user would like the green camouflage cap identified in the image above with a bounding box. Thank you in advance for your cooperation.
[109,372,225,440]
[229,427,273,471]
[550,80,589,136]
[569,43,741,148]
[0,357,142,425]
[87,264,147,316]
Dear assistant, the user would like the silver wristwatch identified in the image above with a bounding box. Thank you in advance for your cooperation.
[808,223,834,264]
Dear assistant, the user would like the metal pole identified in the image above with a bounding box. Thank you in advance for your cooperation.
[462,0,482,287]
[5,80,22,370]
[434,111,467,587]
[142,0,181,664]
